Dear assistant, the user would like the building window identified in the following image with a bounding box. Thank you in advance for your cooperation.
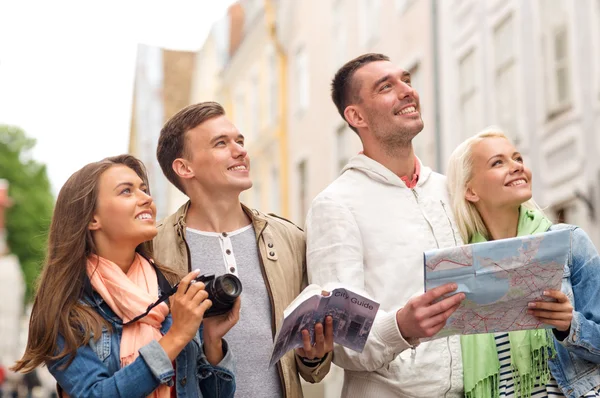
[332,0,347,70]
[540,0,571,115]
[553,28,570,102]
[295,47,309,114]
[250,73,260,137]
[243,0,262,27]
[234,91,245,138]
[252,179,262,209]
[597,0,600,97]
[408,62,426,156]
[408,62,422,95]
[267,44,278,125]
[335,124,352,172]
[458,50,480,139]
[493,14,520,144]
[358,0,381,48]
[396,0,415,14]
[297,160,308,221]
[270,165,280,214]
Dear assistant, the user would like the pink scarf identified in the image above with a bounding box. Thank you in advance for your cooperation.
[87,253,170,398]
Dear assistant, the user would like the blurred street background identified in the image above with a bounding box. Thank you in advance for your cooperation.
[1,0,599,396]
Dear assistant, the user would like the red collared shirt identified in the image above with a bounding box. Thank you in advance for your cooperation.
[400,156,420,189]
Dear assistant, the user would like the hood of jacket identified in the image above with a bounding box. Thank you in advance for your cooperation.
[342,153,432,188]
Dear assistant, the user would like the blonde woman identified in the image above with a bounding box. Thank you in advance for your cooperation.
[447,128,600,398]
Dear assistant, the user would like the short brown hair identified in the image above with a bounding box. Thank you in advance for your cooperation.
[157,101,225,194]
[331,53,390,133]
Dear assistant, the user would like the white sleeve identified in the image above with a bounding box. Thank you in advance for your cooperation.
[305,195,416,372]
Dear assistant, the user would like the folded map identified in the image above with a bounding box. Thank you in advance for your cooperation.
[424,229,570,339]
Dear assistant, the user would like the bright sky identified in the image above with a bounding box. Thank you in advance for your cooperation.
[0,0,235,194]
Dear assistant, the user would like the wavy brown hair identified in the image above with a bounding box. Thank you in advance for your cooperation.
[12,154,178,373]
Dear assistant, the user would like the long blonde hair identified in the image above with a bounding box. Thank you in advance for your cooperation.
[447,127,542,243]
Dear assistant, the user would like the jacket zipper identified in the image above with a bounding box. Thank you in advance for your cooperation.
[440,200,458,246]
[438,202,457,397]
[258,253,287,397]
[412,188,440,248]
[413,190,455,395]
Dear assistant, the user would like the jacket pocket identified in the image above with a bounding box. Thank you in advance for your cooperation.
[89,327,111,363]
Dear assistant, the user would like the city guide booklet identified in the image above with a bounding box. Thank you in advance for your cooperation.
[424,229,570,340]
[269,283,380,368]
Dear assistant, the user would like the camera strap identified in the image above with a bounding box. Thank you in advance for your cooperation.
[155,267,173,303]
[121,255,175,326]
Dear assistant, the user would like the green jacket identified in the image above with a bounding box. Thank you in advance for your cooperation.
[153,201,332,398]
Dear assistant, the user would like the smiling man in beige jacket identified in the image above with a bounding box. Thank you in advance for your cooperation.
[153,101,332,398]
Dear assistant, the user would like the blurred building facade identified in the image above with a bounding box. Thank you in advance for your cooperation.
[129,44,195,219]
[438,0,600,245]
[126,0,600,395]
[189,6,232,105]
[151,0,600,247]
[276,0,439,225]
[217,0,291,218]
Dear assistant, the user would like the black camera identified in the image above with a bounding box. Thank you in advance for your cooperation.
[192,273,243,318]
[123,271,242,326]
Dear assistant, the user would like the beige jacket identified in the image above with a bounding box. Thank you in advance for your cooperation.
[153,201,332,398]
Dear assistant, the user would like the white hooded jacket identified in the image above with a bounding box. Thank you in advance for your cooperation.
[306,154,464,398]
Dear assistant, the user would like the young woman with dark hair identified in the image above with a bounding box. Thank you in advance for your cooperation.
[12,154,238,397]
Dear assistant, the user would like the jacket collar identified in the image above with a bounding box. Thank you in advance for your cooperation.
[175,200,269,239]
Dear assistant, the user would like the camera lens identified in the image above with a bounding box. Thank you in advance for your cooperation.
[221,276,239,295]
[204,274,243,317]
[215,275,242,299]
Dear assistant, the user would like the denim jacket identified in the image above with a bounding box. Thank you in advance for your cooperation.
[548,224,600,398]
[47,291,236,398]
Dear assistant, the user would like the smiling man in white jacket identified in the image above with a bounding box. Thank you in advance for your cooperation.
[306,53,466,397]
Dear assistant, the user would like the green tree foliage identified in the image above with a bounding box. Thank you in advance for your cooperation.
[0,125,54,302]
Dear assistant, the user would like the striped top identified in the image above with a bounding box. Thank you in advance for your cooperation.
[495,333,600,397]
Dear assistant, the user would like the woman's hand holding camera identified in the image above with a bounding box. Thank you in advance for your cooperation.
[160,269,213,361]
